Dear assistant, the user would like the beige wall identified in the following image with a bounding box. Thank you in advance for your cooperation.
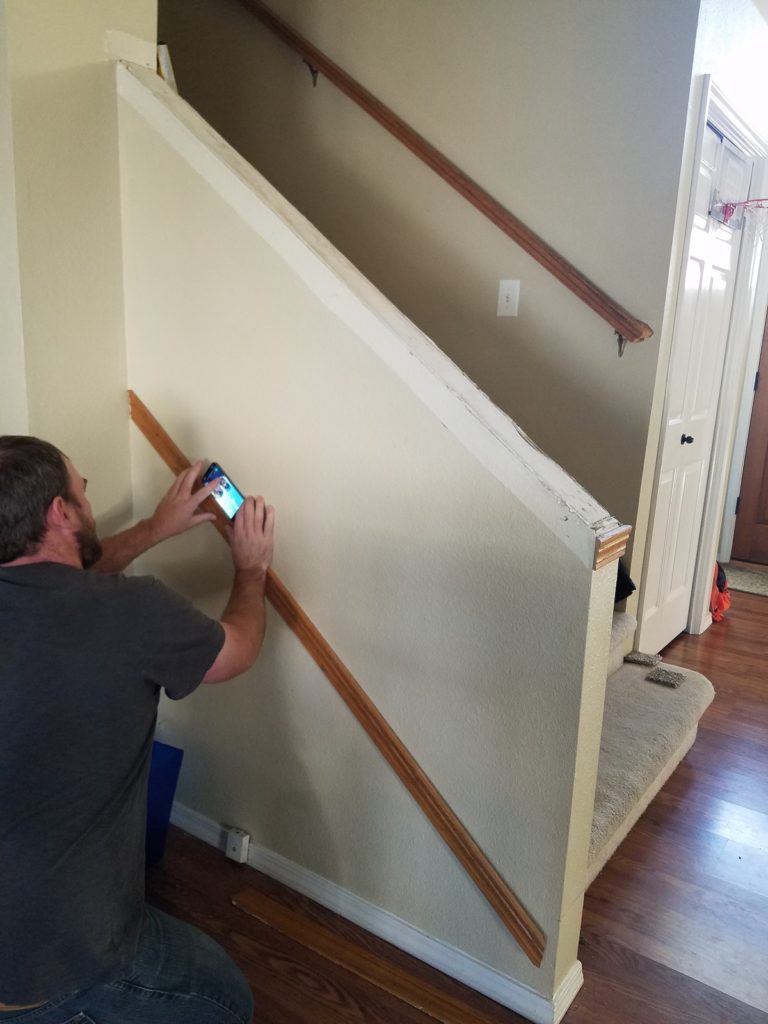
[157,0,700,554]
[118,67,617,1005]
[0,0,27,433]
[5,0,156,528]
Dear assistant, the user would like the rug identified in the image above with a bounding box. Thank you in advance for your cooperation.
[724,564,768,597]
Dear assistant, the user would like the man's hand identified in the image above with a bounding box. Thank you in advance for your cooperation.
[226,496,275,576]
[148,461,219,545]
[94,462,220,573]
[202,496,276,683]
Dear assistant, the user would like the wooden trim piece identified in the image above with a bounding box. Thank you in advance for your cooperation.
[594,524,632,571]
[237,0,653,346]
[128,390,546,966]
[233,887,507,1024]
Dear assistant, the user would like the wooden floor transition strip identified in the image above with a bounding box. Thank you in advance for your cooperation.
[233,888,507,1024]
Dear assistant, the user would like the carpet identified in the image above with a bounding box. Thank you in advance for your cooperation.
[587,661,715,885]
[725,564,768,597]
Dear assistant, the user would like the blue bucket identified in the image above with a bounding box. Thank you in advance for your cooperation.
[146,740,184,865]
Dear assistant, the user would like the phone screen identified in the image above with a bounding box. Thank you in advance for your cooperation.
[202,462,245,520]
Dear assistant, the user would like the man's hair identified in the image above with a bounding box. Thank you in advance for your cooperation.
[0,436,71,564]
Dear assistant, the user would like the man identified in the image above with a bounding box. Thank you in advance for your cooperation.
[0,435,275,1023]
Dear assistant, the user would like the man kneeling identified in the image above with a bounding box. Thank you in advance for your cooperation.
[0,436,274,1023]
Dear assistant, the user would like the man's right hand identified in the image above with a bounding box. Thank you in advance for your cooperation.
[227,495,275,576]
[203,496,275,684]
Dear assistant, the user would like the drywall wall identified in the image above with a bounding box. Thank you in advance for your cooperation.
[118,65,617,1011]
[0,0,27,434]
[4,0,156,528]
[157,0,700,562]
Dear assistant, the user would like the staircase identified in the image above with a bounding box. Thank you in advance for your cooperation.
[588,613,715,886]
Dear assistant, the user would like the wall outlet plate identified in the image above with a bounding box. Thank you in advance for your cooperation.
[497,279,520,317]
[225,826,250,863]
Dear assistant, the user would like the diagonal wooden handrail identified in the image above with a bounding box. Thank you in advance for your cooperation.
[128,390,546,966]
[236,0,653,347]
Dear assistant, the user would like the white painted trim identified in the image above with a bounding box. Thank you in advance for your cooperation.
[117,61,621,571]
[689,87,768,629]
[709,82,768,159]
[552,961,584,1024]
[719,156,768,563]
[105,30,156,70]
[170,802,581,1024]
[636,76,712,651]
[157,44,178,94]
[638,73,768,645]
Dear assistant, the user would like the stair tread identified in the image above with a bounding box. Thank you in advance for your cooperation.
[590,660,714,866]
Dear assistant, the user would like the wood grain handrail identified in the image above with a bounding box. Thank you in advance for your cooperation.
[128,390,546,966]
[236,0,653,347]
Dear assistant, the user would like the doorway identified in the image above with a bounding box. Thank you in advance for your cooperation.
[729,316,768,564]
[637,78,768,654]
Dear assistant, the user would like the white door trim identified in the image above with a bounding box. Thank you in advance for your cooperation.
[718,165,768,564]
[637,76,768,649]
[688,83,768,633]
[636,76,711,651]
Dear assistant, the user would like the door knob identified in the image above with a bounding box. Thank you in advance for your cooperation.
[681,434,694,445]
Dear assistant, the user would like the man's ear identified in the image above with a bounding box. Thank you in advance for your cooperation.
[47,495,77,532]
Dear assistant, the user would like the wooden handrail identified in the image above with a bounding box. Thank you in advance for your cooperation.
[128,390,546,966]
[236,0,653,347]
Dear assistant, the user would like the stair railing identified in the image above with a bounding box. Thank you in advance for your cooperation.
[236,0,653,354]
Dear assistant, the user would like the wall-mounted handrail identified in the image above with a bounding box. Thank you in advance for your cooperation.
[236,0,653,348]
[128,390,546,966]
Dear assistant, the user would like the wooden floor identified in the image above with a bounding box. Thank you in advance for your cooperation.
[147,589,768,1023]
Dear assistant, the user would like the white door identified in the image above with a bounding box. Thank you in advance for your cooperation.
[638,125,753,654]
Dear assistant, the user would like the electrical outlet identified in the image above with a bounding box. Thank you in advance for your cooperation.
[225,826,250,864]
[497,279,520,317]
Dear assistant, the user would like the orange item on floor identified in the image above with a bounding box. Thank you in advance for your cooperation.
[710,562,731,622]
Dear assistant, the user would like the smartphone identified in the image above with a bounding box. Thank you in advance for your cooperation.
[202,462,246,520]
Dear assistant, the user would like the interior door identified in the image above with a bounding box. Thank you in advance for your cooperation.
[731,316,768,563]
[638,125,753,654]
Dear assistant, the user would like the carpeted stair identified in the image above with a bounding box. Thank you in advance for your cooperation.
[587,613,715,886]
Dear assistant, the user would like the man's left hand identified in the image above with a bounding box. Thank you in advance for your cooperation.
[149,462,219,544]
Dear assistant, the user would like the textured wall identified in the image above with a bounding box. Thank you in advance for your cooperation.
[157,0,700,562]
[118,76,614,1000]
[0,0,27,433]
[5,0,156,528]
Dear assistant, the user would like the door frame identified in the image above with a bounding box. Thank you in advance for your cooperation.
[719,227,768,566]
[637,76,768,646]
[688,82,768,632]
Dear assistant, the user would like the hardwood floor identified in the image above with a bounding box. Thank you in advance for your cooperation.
[147,590,768,1023]
[570,589,768,1024]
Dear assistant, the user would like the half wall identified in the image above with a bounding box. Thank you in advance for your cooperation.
[118,63,619,1022]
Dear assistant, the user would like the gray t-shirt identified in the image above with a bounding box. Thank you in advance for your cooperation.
[0,562,225,1004]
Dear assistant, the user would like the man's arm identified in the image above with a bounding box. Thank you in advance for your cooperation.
[203,495,275,684]
[94,462,218,574]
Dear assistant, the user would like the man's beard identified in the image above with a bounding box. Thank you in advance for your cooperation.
[75,518,102,569]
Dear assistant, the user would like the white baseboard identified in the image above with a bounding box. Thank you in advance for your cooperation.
[170,802,582,1024]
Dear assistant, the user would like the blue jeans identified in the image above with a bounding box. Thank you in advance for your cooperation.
[0,907,254,1024]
